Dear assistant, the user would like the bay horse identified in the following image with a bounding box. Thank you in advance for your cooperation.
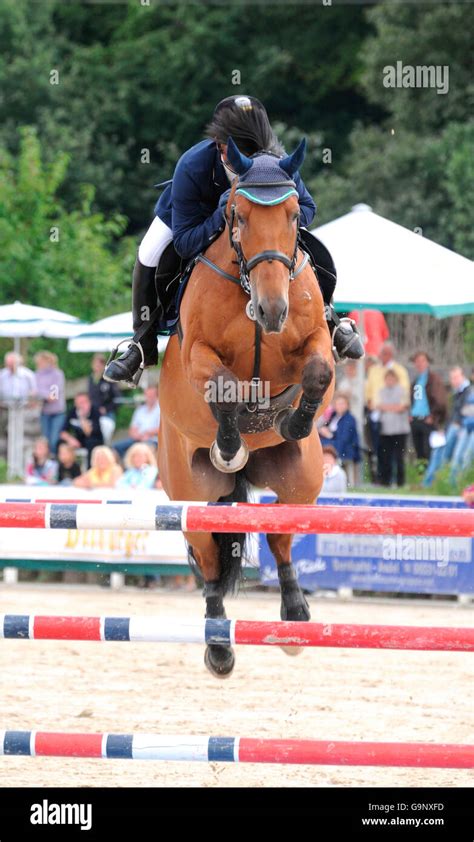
[158,137,334,677]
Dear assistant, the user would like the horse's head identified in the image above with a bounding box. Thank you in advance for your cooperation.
[224,136,307,334]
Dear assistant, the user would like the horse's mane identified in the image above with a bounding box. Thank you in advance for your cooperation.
[205,108,284,157]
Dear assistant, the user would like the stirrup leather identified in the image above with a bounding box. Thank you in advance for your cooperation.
[105,338,146,387]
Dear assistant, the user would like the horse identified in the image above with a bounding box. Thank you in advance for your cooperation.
[158,137,334,677]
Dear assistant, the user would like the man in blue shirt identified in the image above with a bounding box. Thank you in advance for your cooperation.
[410,351,447,460]
[105,95,362,386]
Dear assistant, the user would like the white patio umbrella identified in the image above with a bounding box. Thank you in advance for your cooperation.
[0,301,86,353]
[313,205,474,317]
[68,312,169,354]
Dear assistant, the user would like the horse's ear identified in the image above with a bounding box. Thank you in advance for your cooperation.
[279,138,307,177]
[226,136,253,175]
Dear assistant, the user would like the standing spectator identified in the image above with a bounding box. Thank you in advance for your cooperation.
[60,392,103,467]
[88,353,121,445]
[24,436,58,485]
[365,343,410,480]
[74,446,123,489]
[348,309,390,357]
[424,366,472,487]
[113,385,160,458]
[410,351,447,461]
[117,443,158,489]
[0,352,36,401]
[319,393,360,484]
[321,444,348,494]
[377,370,410,487]
[34,351,66,452]
[449,387,474,484]
[57,442,82,485]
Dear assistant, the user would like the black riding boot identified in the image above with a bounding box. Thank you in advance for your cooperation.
[104,258,159,387]
[326,305,365,362]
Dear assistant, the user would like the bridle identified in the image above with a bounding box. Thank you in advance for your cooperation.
[226,186,301,294]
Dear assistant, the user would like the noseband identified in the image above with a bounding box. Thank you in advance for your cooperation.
[227,181,300,295]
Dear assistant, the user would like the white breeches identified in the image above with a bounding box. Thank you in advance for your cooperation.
[138,216,174,268]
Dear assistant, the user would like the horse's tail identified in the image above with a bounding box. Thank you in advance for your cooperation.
[212,467,250,596]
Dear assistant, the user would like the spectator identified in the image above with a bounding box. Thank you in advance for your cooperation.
[0,352,36,401]
[463,484,474,508]
[24,436,58,485]
[319,393,360,483]
[113,385,160,458]
[449,386,474,484]
[365,343,410,480]
[57,442,82,485]
[337,360,364,437]
[321,445,348,494]
[348,309,390,358]
[88,353,121,445]
[73,445,123,489]
[377,370,410,487]
[34,351,66,452]
[410,351,447,461]
[117,443,158,489]
[424,366,472,487]
[60,392,103,467]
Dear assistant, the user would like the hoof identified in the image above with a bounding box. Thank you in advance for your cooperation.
[204,644,235,678]
[279,597,310,656]
[209,440,249,473]
[280,645,304,657]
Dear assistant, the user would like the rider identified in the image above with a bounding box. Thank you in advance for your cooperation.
[104,95,363,386]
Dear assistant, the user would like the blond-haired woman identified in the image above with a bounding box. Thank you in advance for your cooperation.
[117,443,158,489]
[34,350,66,452]
[73,445,122,489]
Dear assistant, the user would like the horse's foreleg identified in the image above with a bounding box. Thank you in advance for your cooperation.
[274,331,333,441]
[185,339,248,473]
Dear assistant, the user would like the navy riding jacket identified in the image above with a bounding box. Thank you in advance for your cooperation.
[154,139,316,260]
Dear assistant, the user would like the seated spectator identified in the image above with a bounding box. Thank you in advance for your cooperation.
[60,392,103,467]
[117,443,158,489]
[321,445,347,494]
[88,353,121,445]
[34,351,66,452]
[73,445,123,489]
[113,385,160,457]
[377,370,410,487]
[57,442,82,485]
[319,393,360,471]
[24,437,58,485]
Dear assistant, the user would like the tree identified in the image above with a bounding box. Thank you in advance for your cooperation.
[0,127,133,320]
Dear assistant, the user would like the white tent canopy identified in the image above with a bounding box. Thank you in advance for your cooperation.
[68,312,169,354]
[0,301,86,339]
[313,205,474,317]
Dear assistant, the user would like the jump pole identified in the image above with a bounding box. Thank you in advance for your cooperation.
[0,502,472,536]
[1,731,473,768]
[2,615,474,652]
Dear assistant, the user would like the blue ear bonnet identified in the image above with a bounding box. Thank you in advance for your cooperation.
[226,137,306,206]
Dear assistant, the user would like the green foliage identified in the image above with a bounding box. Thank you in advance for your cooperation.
[309,5,474,259]
[426,462,474,498]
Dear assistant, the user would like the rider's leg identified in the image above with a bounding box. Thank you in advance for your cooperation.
[104,217,173,386]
